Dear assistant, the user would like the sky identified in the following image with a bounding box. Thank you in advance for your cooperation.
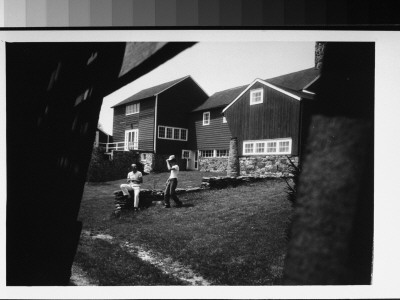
[99,42,315,135]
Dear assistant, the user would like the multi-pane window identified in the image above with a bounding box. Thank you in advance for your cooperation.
[173,128,180,140]
[199,150,213,157]
[244,143,254,154]
[250,88,263,105]
[279,141,290,153]
[266,142,277,153]
[166,127,173,139]
[158,126,165,138]
[203,112,210,125]
[243,139,292,155]
[216,150,228,157]
[180,129,187,141]
[199,149,229,158]
[182,150,190,159]
[255,142,265,153]
[158,126,188,141]
[126,103,140,115]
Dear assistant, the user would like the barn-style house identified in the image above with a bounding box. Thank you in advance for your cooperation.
[110,75,208,172]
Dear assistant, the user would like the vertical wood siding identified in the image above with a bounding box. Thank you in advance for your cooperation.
[113,97,155,151]
[189,108,232,150]
[225,82,301,155]
[156,77,208,155]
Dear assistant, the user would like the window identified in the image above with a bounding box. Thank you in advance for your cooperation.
[216,150,229,157]
[126,103,140,115]
[255,142,265,153]
[266,142,277,153]
[243,138,292,155]
[250,88,263,105]
[203,112,210,125]
[279,141,290,153]
[180,129,187,141]
[199,150,213,157]
[158,125,188,141]
[244,143,254,154]
[158,126,165,138]
[166,127,173,139]
[182,150,190,159]
[173,128,180,140]
[222,116,227,123]
[199,149,228,158]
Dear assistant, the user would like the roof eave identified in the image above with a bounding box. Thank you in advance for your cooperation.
[222,79,302,113]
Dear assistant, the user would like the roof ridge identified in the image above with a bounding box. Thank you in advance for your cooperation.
[211,84,248,95]
[111,75,191,108]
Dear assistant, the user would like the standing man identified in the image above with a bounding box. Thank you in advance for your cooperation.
[120,164,143,211]
[164,155,183,208]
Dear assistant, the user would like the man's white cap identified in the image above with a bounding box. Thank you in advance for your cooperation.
[167,155,175,161]
[131,163,137,167]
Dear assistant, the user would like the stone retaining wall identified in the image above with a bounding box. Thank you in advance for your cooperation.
[198,154,299,176]
[198,157,228,172]
[239,155,299,177]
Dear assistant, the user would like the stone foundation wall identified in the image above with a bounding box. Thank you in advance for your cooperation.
[199,157,228,172]
[198,154,299,177]
[239,155,299,177]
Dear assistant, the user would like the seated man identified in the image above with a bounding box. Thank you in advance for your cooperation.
[120,163,143,211]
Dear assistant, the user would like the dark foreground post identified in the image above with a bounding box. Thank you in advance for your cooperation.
[283,42,374,284]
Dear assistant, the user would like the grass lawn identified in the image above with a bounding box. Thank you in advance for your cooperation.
[76,171,292,285]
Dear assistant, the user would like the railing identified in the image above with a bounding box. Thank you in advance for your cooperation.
[98,142,138,152]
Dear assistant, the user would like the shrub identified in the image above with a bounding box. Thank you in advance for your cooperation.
[282,156,301,241]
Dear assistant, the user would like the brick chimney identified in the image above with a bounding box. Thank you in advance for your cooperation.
[227,138,240,177]
[315,42,326,70]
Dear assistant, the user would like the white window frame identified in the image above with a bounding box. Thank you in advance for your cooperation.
[199,149,229,158]
[243,138,292,155]
[222,116,227,123]
[158,125,188,141]
[182,150,190,159]
[203,111,210,125]
[124,129,139,151]
[199,150,214,158]
[250,88,264,105]
[216,149,229,157]
[126,103,140,115]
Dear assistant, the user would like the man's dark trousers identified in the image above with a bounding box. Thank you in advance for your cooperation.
[164,178,182,207]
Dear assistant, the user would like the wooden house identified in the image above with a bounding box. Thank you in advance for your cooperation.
[187,85,245,171]
[222,68,320,159]
[111,75,208,171]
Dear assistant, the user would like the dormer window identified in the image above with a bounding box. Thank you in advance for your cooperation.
[250,88,263,105]
[126,103,140,115]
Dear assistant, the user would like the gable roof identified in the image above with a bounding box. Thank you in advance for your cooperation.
[192,68,319,112]
[222,68,320,113]
[192,85,247,112]
[265,68,320,91]
[111,75,190,108]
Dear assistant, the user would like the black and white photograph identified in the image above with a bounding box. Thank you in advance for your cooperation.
[1,30,399,299]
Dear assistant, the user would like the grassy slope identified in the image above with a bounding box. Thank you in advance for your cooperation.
[77,172,291,285]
